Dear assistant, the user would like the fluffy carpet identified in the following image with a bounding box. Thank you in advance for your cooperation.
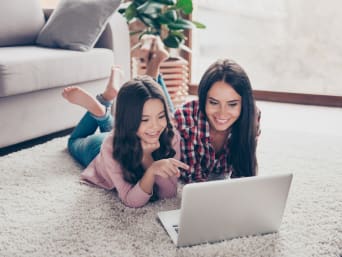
[0,127,341,257]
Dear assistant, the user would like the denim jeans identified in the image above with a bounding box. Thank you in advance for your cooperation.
[67,95,113,167]
[157,74,175,113]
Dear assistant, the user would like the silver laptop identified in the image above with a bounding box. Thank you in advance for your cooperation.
[157,173,293,247]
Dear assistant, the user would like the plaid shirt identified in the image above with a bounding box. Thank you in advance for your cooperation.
[174,100,261,183]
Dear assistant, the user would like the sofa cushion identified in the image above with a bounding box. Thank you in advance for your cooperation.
[0,46,114,97]
[36,0,121,51]
[0,0,45,47]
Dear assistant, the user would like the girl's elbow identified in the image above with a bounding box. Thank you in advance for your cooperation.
[122,198,147,208]
[120,193,149,208]
[159,187,177,199]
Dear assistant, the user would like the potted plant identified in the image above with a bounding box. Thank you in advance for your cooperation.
[119,0,205,105]
[118,0,205,50]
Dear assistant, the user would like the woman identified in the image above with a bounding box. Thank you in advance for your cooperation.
[173,59,261,182]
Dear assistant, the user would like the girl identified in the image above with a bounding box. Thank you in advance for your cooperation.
[62,69,188,208]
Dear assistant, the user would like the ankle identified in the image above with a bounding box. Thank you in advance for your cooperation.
[97,94,112,106]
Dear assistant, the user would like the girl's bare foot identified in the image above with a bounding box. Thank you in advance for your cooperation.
[145,36,169,78]
[62,86,105,117]
[102,66,123,101]
[153,36,169,62]
[131,35,155,63]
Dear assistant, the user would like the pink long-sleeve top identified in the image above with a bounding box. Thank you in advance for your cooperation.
[80,130,181,208]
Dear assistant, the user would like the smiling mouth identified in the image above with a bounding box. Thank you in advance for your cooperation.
[214,118,229,124]
[145,131,160,137]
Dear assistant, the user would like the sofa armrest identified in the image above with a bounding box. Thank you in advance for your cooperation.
[95,12,131,83]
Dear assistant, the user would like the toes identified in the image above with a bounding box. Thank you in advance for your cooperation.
[62,87,71,95]
[155,37,165,50]
[140,34,155,50]
[132,35,161,63]
[64,86,76,92]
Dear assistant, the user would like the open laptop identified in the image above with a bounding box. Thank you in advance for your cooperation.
[157,173,293,247]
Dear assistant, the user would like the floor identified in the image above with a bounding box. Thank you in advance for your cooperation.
[1,101,341,156]
[257,101,342,137]
[0,128,73,157]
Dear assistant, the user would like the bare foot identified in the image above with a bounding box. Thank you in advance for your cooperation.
[131,34,155,63]
[102,66,123,101]
[153,36,169,62]
[145,36,169,78]
[62,86,105,117]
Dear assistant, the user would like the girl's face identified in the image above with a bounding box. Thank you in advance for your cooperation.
[136,99,167,144]
[205,81,242,133]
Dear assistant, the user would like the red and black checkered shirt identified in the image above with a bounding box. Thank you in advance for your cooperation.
[174,100,261,183]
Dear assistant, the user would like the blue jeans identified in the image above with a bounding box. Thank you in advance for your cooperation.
[68,95,113,167]
[157,74,175,113]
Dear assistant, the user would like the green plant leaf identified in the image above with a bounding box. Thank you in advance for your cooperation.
[175,0,193,15]
[118,8,125,14]
[163,10,177,21]
[191,20,206,29]
[119,0,205,48]
[152,0,176,5]
[136,1,164,17]
[134,0,147,5]
[156,16,169,25]
[157,10,177,24]
[163,34,182,48]
[168,18,193,30]
[123,3,137,22]
[170,30,186,40]
[139,13,161,34]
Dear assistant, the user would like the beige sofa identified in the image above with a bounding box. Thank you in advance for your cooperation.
[0,3,131,148]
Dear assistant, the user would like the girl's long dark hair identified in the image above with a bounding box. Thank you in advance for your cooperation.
[198,59,258,177]
[113,76,176,184]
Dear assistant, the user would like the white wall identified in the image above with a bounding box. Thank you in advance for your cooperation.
[192,0,342,96]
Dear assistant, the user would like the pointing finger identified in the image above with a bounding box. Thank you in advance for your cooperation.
[169,159,189,170]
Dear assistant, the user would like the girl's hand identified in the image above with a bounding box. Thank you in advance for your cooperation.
[139,157,189,195]
[147,158,189,178]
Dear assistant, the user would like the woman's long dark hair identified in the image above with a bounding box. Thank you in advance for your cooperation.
[198,59,258,177]
[113,75,176,184]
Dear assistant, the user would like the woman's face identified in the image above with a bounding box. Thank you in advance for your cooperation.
[136,99,167,144]
[205,81,242,133]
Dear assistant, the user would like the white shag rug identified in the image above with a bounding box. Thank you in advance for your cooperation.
[0,127,341,257]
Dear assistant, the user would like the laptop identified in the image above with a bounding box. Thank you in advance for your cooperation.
[157,173,293,247]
